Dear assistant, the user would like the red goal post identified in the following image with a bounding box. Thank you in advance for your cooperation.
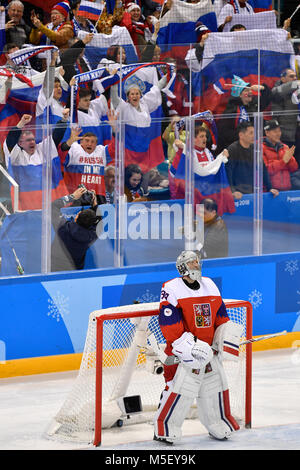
[47,299,252,447]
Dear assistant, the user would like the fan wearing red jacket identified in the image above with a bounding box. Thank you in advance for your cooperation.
[153,250,243,444]
[120,3,152,59]
[263,120,298,191]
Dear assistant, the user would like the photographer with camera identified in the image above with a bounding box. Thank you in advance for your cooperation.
[51,186,102,272]
[54,108,118,205]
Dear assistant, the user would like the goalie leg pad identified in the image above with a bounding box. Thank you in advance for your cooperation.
[197,356,239,440]
[154,364,205,442]
[154,391,193,442]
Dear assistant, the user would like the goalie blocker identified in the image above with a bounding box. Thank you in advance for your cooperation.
[154,250,243,444]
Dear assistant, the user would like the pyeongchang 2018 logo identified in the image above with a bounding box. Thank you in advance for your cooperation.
[193,303,212,328]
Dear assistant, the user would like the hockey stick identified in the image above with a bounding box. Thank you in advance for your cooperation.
[240,330,287,345]
[4,232,24,275]
[145,332,179,365]
[147,329,288,360]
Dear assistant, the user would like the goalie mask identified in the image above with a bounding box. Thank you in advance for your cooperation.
[176,250,202,282]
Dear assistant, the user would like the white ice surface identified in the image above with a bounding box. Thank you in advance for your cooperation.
[0,348,300,450]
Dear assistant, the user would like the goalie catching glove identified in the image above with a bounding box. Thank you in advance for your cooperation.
[171,332,213,369]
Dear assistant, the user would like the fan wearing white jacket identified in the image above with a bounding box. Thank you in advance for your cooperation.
[174,125,229,177]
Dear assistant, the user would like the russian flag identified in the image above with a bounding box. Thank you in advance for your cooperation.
[116,65,166,173]
[0,104,20,145]
[157,0,218,65]
[6,46,59,116]
[222,10,277,32]
[4,137,67,211]
[72,61,173,172]
[77,0,104,21]
[99,61,175,97]
[122,113,165,174]
[2,68,61,139]
[4,46,69,142]
[78,27,138,68]
[251,0,273,12]
[192,29,295,116]
[213,77,228,95]
[0,73,40,145]
[7,79,68,146]
[169,147,235,216]
[8,46,69,143]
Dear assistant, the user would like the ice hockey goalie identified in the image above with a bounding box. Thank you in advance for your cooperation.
[153,250,242,444]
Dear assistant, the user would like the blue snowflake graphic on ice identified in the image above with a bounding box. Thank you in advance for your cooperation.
[47,291,70,322]
[248,289,262,309]
[135,289,159,304]
[284,260,299,276]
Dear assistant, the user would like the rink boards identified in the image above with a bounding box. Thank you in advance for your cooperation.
[0,251,300,377]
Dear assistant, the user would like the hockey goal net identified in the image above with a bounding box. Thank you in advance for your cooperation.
[47,299,252,446]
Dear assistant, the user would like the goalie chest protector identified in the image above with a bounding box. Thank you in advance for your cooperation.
[159,276,229,348]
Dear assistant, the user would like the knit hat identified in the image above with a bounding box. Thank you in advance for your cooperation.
[52,1,70,19]
[231,75,250,97]
[264,119,280,132]
[126,2,141,12]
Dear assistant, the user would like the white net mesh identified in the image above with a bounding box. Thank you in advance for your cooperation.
[46,300,250,445]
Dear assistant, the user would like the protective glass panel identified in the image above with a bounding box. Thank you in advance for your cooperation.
[0,4,298,277]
